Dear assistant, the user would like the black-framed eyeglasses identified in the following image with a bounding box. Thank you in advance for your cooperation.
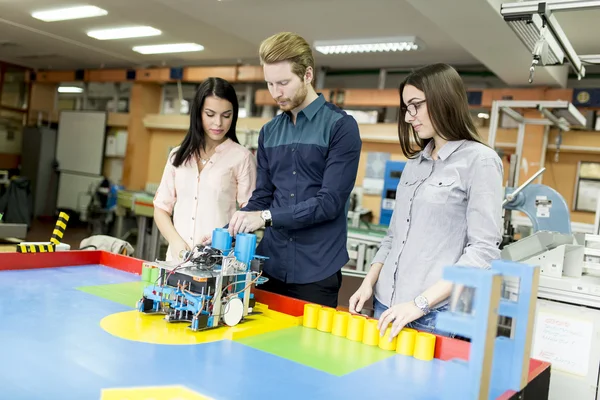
[401,99,427,117]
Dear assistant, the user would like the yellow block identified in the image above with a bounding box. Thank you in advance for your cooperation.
[346,315,365,342]
[362,319,379,346]
[413,332,436,361]
[378,326,397,351]
[396,328,417,356]
[316,307,335,333]
[331,311,350,337]
[302,303,321,328]
[101,385,211,400]
[100,302,301,345]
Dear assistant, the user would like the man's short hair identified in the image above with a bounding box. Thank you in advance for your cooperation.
[259,32,315,81]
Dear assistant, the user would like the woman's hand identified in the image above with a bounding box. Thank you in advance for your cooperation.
[169,238,190,261]
[348,282,373,314]
[377,301,424,341]
[199,235,212,246]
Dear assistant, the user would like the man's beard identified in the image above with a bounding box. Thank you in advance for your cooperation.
[278,84,307,112]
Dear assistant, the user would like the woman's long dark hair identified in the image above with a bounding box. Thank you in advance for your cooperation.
[398,63,482,158]
[172,77,240,167]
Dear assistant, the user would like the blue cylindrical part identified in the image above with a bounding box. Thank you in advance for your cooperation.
[234,233,256,265]
[212,228,232,253]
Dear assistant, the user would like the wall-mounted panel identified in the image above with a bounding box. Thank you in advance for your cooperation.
[573,89,600,108]
[466,90,483,106]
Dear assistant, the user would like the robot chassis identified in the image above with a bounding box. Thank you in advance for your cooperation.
[136,230,268,331]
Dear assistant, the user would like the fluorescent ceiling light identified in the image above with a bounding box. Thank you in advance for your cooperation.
[32,6,108,22]
[87,26,161,40]
[314,36,424,55]
[581,54,600,63]
[58,86,83,93]
[132,43,204,54]
[478,113,490,119]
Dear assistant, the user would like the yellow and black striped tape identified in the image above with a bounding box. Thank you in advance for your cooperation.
[50,212,70,245]
[17,243,56,253]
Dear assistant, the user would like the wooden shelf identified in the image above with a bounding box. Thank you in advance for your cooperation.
[34,71,76,83]
[183,66,237,82]
[85,69,129,82]
[343,89,399,107]
[135,68,171,83]
[236,66,263,82]
[107,112,129,128]
[143,114,189,130]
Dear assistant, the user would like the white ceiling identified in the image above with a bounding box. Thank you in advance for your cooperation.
[0,0,598,87]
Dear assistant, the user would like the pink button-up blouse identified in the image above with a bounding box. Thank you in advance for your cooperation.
[153,138,257,260]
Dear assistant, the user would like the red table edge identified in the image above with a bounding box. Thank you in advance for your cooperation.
[1,250,550,395]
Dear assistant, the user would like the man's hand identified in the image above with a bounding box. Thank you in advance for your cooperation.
[228,211,265,236]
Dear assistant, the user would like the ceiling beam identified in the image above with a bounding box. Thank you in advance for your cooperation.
[406,0,569,88]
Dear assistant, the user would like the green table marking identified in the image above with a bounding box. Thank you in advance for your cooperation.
[76,281,149,308]
[236,325,395,376]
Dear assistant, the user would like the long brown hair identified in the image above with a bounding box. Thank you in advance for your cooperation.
[172,77,240,168]
[398,63,482,158]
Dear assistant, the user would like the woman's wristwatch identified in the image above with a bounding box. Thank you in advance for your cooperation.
[414,295,431,315]
[261,210,272,227]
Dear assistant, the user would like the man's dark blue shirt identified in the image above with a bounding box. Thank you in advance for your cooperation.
[242,94,362,284]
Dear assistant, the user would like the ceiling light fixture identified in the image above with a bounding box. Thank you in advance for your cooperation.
[87,26,161,40]
[499,0,600,82]
[32,5,108,22]
[581,54,600,64]
[313,36,424,55]
[58,86,84,94]
[132,43,204,54]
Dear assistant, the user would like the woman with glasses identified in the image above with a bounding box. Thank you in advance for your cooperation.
[349,63,503,340]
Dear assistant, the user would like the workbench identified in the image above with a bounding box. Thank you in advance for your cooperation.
[115,189,161,261]
[1,251,551,400]
[344,225,386,277]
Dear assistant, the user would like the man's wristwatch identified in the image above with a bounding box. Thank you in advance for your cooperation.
[261,210,272,227]
[414,295,431,316]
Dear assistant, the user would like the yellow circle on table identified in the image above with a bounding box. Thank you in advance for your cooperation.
[100,310,225,345]
[100,305,301,345]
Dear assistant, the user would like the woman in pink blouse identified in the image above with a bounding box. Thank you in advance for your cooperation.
[153,77,257,261]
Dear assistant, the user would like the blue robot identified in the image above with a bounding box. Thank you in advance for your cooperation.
[136,229,268,331]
